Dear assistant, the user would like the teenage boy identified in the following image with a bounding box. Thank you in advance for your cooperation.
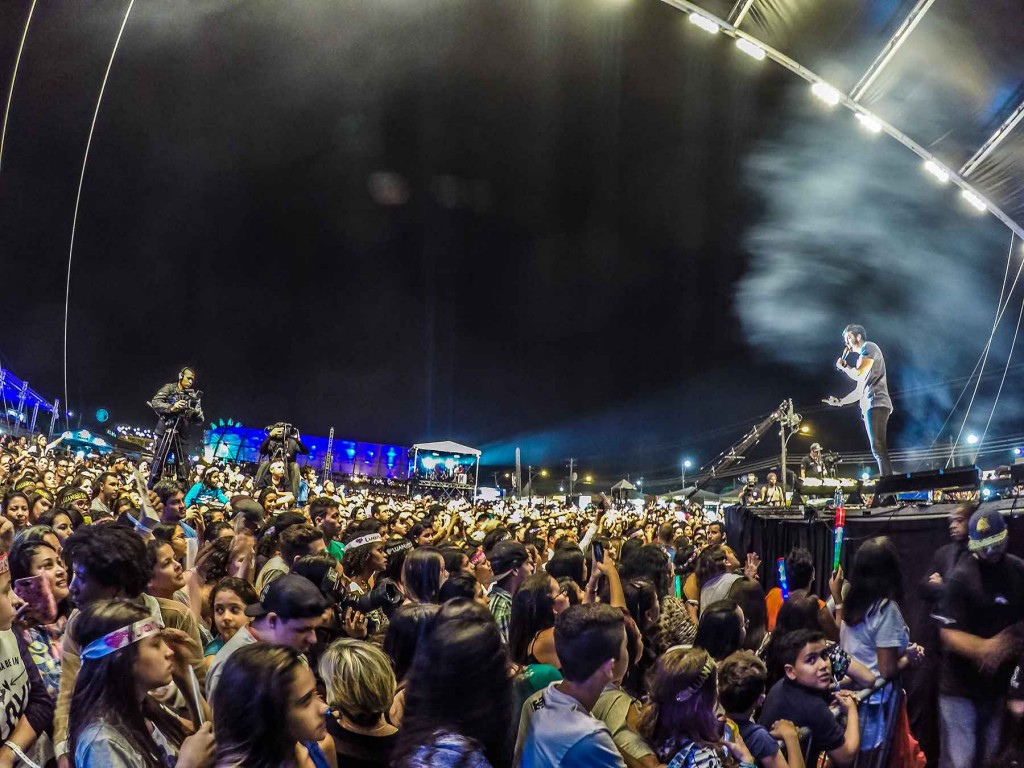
[719,651,804,768]
[487,540,534,645]
[515,604,627,768]
[759,630,859,767]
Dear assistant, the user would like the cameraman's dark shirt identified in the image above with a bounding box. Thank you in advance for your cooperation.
[937,553,1024,699]
[801,455,825,479]
[150,383,203,433]
[258,436,310,463]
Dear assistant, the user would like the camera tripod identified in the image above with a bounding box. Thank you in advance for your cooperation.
[148,414,191,488]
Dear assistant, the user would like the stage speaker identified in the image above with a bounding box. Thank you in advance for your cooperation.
[870,466,980,507]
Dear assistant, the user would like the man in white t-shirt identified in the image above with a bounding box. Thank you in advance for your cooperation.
[515,604,627,768]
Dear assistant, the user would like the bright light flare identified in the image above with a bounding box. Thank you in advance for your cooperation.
[735,39,766,60]
[810,82,840,107]
[855,113,882,133]
[966,434,979,445]
[960,189,987,212]
[688,12,720,34]
[923,160,950,183]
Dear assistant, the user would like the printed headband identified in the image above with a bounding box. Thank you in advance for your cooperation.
[0,553,8,575]
[347,533,382,550]
[968,529,1008,552]
[673,656,716,703]
[82,616,165,660]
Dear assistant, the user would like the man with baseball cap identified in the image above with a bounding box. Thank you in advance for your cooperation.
[800,443,825,479]
[486,540,534,645]
[206,573,330,700]
[935,507,1024,768]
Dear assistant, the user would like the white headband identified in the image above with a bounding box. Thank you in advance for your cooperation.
[347,533,382,550]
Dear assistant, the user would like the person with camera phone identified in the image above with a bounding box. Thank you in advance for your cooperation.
[255,422,309,497]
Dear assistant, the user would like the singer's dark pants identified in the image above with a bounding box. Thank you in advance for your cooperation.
[864,407,892,476]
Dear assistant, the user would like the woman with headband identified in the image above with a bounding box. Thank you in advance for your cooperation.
[68,599,214,768]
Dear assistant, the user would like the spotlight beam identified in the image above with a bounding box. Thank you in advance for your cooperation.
[652,0,1024,245]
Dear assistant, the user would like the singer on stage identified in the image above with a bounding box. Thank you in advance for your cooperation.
[824,324,893,476]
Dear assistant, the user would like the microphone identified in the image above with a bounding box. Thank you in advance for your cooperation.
[838,348,850,369]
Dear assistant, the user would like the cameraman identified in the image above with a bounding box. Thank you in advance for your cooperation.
[149,366,204,483]
[255,422,309,496]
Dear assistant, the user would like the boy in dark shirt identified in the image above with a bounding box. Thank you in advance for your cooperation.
[719,651,804,768]
[758,630,859,767]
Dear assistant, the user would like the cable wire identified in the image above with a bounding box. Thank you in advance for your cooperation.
[0,0,38,173]
[63,0,136,428]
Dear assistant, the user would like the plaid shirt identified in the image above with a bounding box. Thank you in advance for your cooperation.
[489,585,513,645]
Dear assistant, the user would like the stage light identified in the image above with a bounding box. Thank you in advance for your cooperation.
[960,189,987,212]
[966,434,979,445]
[861,471,870,481]
[855,113,882,133]
[811,82,840,107]
[735,39,766,60]
[688,12,720,34]
[982,487,992,499]
[1014,447,1023,456]
[683,460,693,468]
[923,160,950,183]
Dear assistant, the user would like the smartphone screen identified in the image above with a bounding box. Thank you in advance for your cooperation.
[593,543,604,563]
[674,574,682,599]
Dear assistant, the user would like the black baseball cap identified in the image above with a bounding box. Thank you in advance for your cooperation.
[246,574,332,619]
[488,540,529,575]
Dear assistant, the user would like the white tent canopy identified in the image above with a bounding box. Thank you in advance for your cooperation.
[410,440,481,456]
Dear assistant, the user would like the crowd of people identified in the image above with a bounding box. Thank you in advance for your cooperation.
[0,429,1021,768]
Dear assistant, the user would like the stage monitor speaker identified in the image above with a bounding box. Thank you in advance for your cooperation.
[871,466,980,507]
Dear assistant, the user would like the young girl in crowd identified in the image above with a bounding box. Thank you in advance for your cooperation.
[508,572,571,669]
[319,638,398,768]
[204,577,258,661]
[69,599,214,768]
[382,603,439,727]
[2,491,30,533]
[37,508,78,546]
[392,600,513,768]
[212,643,334,768]
[9,531,71,700]
[641,646,756,768]
[401,546,447,604]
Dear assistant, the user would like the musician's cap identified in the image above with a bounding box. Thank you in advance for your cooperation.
[810,443,822,451]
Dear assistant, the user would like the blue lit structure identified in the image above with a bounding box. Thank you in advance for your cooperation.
[0,366,59,436]
[204,425,409,479]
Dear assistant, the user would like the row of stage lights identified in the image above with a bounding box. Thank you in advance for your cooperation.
[686,11,993,217]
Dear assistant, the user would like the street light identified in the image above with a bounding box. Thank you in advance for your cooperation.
[681,459,693,489]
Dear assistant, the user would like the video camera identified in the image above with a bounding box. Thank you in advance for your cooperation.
[320,567,403,615]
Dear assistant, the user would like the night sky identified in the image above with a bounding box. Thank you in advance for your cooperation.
[3,0,1023,485]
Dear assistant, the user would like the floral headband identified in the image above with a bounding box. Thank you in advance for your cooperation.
[82,616,165,660]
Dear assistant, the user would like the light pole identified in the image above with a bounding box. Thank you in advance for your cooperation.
[681,459,692,490]
[527,466,548,502]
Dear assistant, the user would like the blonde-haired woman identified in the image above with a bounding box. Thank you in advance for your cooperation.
[319,638,398,768]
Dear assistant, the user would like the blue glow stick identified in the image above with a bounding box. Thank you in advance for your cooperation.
[777,557,789,601]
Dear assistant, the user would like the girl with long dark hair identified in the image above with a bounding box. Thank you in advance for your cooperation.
[393,600,513,768]
[69,599,213,768]
[508,573,570,669]
[837,537,923,768]
[382,603,439,727]
[401,547,447,604]
[213,643,334,768]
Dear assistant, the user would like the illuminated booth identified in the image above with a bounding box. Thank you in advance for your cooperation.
[408,440,481,501]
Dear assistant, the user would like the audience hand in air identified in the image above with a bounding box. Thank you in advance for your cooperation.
[744,552,762,579]
[829,566,845,604]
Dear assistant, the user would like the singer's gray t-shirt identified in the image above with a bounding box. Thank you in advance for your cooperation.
[858,341,892,415]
